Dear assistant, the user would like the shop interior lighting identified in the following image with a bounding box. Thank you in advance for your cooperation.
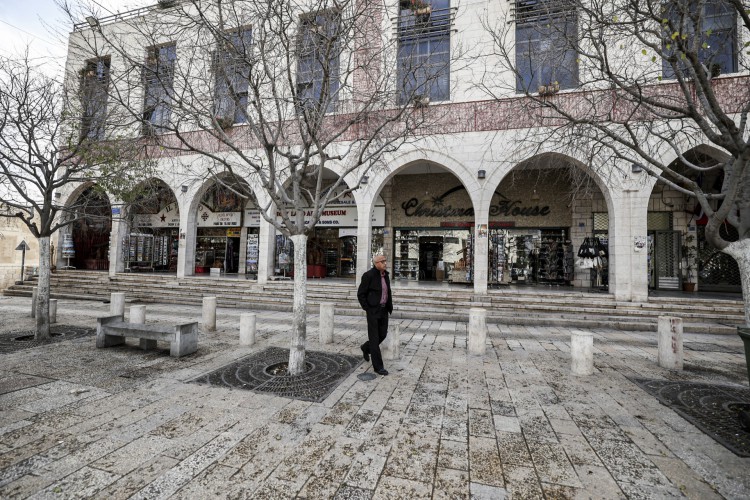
[631,163,644,174]
[477,169,486,179]
[531,189,540,201]
[85,16,100,29]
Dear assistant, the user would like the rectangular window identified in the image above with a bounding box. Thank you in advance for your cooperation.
[662,0,737,79]
[296,11,341,115]
[79,57,110,141]
[142,44,176,134]
[514,0,578,93]
[215,29,252,126]
[397,0,451,104]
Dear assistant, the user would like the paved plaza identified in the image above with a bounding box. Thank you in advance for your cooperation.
[0,295,749,499]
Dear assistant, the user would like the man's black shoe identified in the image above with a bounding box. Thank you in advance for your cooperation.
[376,368,389,376]
[361,345,370,362]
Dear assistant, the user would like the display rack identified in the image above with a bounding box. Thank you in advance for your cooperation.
[394,231,419,280]
[125,233,154,271]
[537,229,573,285]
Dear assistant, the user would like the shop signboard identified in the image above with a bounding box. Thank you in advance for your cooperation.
[197,204,241,227]
[61,234,75,258]
[276,206,385,227]
[134,203,180,228]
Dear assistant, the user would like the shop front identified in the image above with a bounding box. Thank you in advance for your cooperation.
[130,202,180,272]
[273,189,385,278]
[391,169,577,285]
[194,203,261,275]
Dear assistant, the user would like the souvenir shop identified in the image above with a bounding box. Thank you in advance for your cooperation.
[390,170,577,285]
[274,191,386,278]
[128,202,180,272]
[194,203,262,275]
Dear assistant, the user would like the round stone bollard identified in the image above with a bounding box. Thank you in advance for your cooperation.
[240,313,256,346]
[31,286,38,318]
[382,324,401,361]
[130,305,146,324]
[203,296,217,332]
[49,299,57,324]
[110,292,126,317]
[658,316,683,371]
[468,307,487,355]
[319,303,334,344]
[130,305,154,350]
[571,330,594,376]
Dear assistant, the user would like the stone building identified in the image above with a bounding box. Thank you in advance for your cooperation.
[57,0,745,300]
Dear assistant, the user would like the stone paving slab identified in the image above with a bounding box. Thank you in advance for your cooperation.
[0,295,749,499]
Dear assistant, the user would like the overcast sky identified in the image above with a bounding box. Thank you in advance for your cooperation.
[0,0,151,76]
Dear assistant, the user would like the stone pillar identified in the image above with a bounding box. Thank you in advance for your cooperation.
[356,200,374,280]
[110,292,125,316]
[468,307,487,355]
[177,198,196,279]
[257,212,276,285]
[203,296,217,332]
[49,299,57,324]
[319,303,334,344]
[31,286,37,317]
[610,180,651,302]
[382,324,401,360]
[658,316,683,370]
[240,313,256,346]
[108,203,128,276]
[473,220,489,295]
[571,330,594,376]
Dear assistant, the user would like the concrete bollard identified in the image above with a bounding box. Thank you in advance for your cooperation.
[31,286,37,318]
[240,313,256,346]
[658,316,683,371]
[382,324,401,360]
[468,307,487,355]
[571,330,594,376]
[110,293,125,316]
[319,303,334,344]
[49,299,57,324]
[203,296,217,332]
[130,305,154,350]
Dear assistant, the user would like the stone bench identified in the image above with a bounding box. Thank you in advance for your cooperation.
[96,315,198,357]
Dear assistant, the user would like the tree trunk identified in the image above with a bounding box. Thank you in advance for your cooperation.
[724,239,750,327]
[288,234,308,375]
[35,236,51,340]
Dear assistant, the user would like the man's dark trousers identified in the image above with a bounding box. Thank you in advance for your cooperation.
[362,305,388,371]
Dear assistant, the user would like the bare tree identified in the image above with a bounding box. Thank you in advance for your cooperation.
[65,0,454,374]
[0,50,149,339]
[481,0,750,321]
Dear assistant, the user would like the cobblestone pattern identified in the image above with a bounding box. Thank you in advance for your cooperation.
[0,295,748,499]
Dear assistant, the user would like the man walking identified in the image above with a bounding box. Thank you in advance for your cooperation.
[357,254,392,376]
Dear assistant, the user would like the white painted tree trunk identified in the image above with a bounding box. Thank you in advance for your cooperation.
[288,234,308,375]
[35,236,51,340]
[724,240,750,326]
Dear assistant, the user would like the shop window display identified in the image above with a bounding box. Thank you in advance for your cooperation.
[394,229,471,282]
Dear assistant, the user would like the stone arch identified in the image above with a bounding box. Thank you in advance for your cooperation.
[483,152,617,290]
[63,183,112,270]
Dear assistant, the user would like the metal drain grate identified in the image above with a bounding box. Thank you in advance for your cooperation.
[0,326,96,354]
[190,346,362,402]
[631,378,750,457]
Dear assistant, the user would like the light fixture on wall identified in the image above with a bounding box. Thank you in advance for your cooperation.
[477,169,486,179]
[181,185,188,193]
[85,16,100,29]
[54,192,61,199]
[360,175,368,185]
[531,189,540,201]
[631,163,644,174]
